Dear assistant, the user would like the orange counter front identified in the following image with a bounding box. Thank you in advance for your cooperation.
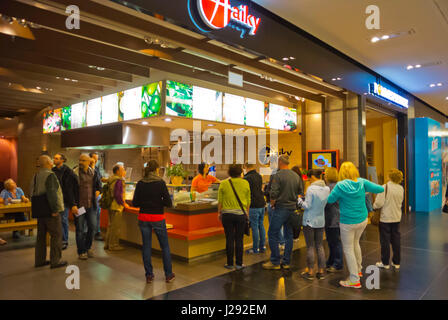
[99,202,254,262]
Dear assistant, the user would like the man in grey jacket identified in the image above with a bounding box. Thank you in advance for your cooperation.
[32,155,67,269]
[263,155,302,270]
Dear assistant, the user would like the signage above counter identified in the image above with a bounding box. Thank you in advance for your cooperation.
[369,82,409,109]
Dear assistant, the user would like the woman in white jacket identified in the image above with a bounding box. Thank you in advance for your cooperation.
[373,169,404,270]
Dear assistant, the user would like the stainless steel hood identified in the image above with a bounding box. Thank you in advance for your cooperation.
[61,123,170,149]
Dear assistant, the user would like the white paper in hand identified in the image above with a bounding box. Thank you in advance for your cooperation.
[76,207,86,217]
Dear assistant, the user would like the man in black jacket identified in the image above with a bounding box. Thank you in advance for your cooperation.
[72,154,102,260]
[244,163,267,254]
[53,153,77,250]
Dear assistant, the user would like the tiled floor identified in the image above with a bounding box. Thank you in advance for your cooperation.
[1,210,447,300]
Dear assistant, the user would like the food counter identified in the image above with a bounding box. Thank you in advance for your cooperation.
[100,183,255,262]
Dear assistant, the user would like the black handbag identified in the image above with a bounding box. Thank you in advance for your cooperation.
[31,174,52,219]
[288,210,303,239]
[228,179,250,236]
[443,204,448,214]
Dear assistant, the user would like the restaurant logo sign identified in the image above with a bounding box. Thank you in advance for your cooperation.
[189,0,261,38]
[369,82,409,109]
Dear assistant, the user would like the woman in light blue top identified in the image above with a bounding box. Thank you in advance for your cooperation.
[297,169,330,280]
[0,179,29,239]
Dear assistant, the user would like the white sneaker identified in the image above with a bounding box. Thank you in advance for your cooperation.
[391,262,400,270]
[375,262,390,269]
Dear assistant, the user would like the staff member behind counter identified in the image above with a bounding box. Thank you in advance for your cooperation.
[191,163,221,193]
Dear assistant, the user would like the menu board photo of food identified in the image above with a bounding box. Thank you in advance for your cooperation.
[142,82,162,118]
[70,102,87,129]
[265,103,298,132]
[222,93,246,125]
[43,108,62,133]
[165,80,193,117]
[86,97,102,127]
[244,98,265,127]
[61,106,71,131]
[118,86,142,121]
[192,86,223,121]
[101,93,119,124]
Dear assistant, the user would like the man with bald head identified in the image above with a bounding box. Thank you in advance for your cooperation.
[31,155,67,269]
[72,153,102,260]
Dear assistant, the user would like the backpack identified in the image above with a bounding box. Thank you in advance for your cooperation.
[99,182,113,210]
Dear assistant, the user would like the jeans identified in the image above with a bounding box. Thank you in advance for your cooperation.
[96,195,101,234]
[221,213,246,266]
[267,204,285,245]
[35,215,62,267]
[138,220,173,277]
[340,219,367,283]
[268,207,294,265]
[303,226,326,270]
[74,207,97,255]
[249,208,266,252]
[61,206,69,244]
[325,227,343,269]
[379,222,401,265]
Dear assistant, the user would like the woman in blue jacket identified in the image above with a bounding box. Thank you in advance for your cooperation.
[327,162,384,289]
[298,169,330,280]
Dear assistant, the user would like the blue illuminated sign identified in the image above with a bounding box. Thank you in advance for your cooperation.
[369,83,409,109]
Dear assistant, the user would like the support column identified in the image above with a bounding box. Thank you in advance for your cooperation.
[342,95,348,161]
[322,98,328,149]
[301,100,307,169]
[358,95,367,178]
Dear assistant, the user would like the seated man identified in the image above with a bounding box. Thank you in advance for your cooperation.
[0,179,29,239]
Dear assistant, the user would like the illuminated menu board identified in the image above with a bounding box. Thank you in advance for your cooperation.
[166,80,193,117]
[245,98,265,127]
[61,106,71,131]
[265,103,297,131]
[192,86,223,121]
[86,97,102,127]
[119,86,141,121]
[43,109,62,133]
[223,93,245,125]
[142,82,162,118]
[101,93,119,124]
[71,102,87,129]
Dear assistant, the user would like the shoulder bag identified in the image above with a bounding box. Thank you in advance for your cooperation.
[371,184,388,226]
[228,179,251,236]
[31,174,52,219]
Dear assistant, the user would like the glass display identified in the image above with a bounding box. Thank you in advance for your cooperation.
[43,108,62,133]
[61,106,71,131]
[223,93,245,125]
[86,97,102,127]
[166,80,193,117]
[70,102,87,129]
[101,93,119,124]
[192,86,222,121]
[141,82,162,118]
[265,103,298,132]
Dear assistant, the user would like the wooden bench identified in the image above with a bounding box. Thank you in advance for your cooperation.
[0,220,38,233]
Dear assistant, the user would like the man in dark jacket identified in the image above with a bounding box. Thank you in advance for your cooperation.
[72,154,102,260]
[244,163,266,253]
[53,153,77,250]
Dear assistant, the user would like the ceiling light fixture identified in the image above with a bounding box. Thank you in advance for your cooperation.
[415,64,421,68]
[430,84,436,87]
[164,118,172,122]
[437,83,443,87]
[371,36,380,43]
[207,124,215,127]
[381,35,390,40]
[141,121,148,125]
[36,86,41,90]
[96,67,105,71]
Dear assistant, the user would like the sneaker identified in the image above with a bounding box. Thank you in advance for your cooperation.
[391,262,400,270]
[316,272,326,280]
[79,253,88,260]
[326,266,342,273]
[224,264,235,270]
[301,271,315,281]
[339,280,362,289]
[165,273,175,283]
[281,264,290,270]
[146,274,155,283]
[245,249,259,254]
[262,261,281,270]
[375,262,390,269]
[87,249,95,258]
[235,264,246,270]
[358,272,363,278]
[259,247,266,253]
[62,243,68,251]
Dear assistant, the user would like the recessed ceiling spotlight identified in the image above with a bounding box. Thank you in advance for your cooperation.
[96,67,105,71]
[430,84,436,87]
[64,78,70,81]
[141,121,148,125]
[164,118,172,122]
[415,64,421,68]
[71,79,78,82]
[207,124,215,127]
[446,97,448,100]
[332,78,336,81]
[381,35,390,40]
[371,36,380,43]
[282,57,289,61]
[36,86,41,90]
[88,65,96,69]
[337,77,342,81]
[437,83,442,87]
[56,76,60,79]
[289,57,295,60]
[406,65,414,70]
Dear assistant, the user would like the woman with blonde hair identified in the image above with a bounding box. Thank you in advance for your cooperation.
[324,167,343,273]
[327,162,384,288]
[373,169,404,270]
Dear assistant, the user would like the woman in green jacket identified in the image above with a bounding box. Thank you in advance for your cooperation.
[218,164,251,270]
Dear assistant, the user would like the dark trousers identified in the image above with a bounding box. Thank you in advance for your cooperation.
[303,226,326,270]
[74,207,96,255]
[325,227,343,269]
[5,212,27,237]
[222,213,246,266]
[35,215,62,267]
[379,222,401,265]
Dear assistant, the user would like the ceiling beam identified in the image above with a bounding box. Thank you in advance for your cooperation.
[0,77,93,96]
[0,90,62,105]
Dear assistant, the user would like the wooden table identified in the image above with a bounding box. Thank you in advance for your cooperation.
[0,202,36,236]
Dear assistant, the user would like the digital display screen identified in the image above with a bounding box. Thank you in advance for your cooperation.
[43,108,62,133]
[119,86,141,121]
[265,103,297,131]
[86,97,102,127]
[307,150,339,170]
[101,93,119,124]
[71,102,87,129]
[244,98,265,127]
[223,93,246,125]
[61,106,71,131]
[166,80,193,117]
[192,86,223,121]
[141,82,162,118]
